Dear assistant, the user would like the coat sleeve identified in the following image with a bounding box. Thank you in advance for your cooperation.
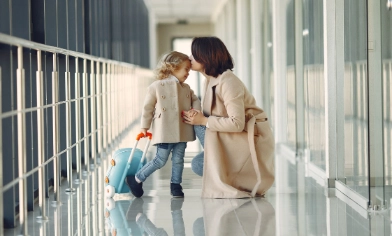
[140,84,157,129]
[207,77,246,132]
[190,88,201,110]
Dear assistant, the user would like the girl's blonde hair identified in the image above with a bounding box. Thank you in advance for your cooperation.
[155,51,189,80]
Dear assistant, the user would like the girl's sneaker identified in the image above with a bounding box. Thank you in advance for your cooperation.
[125,175,144,198]
[170,183,184,198]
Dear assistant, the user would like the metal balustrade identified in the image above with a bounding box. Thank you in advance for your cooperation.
[383,60,392,185]
[0,33,154,235]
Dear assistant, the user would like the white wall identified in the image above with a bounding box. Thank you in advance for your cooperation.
[156,23,214,62]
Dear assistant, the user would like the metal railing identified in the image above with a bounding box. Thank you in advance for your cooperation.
[0,33,154,235]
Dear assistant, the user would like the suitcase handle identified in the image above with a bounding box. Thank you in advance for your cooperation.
[136,132,152,140]
[117,132,152,192]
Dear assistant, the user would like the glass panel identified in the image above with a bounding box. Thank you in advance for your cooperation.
[381,1,392,207]
[261,0,274,122]
[303,0,325,171]
[342,0,369,199]
[286,0,296,149]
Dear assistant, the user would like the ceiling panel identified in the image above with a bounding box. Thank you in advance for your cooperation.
[144,0,225,23]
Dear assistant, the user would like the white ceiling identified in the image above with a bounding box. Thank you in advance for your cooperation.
[143,0,227,24]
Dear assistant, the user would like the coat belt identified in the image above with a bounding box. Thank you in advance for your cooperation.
[246,115,261,197]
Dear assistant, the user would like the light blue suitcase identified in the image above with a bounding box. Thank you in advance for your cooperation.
[105,133,151,198]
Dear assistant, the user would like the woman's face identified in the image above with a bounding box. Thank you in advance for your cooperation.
[189,54,204,72]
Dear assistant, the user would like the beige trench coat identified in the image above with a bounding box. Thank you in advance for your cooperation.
[141,76,201,145]
[201,70,275,198]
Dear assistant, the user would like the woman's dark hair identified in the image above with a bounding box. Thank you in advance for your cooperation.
[191,37,234,77]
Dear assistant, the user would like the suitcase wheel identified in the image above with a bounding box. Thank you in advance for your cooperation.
[105,185,115,198]
[105,210,110,218]
[105,176,109,184]
[105,198,115,211]
[111,159,116,166]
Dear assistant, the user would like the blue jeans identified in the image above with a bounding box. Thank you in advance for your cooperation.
[191,125,206,176]
[136,142,187,184]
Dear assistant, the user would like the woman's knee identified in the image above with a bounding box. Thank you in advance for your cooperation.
[191,152,204,176]
[191,163,202,176]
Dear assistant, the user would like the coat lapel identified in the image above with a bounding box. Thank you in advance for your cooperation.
[203,75,221,116]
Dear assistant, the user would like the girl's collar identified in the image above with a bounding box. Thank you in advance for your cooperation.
[165,75,180,83]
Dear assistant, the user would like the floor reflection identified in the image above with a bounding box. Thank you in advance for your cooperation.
[105,196,275,236]
[4,147,392,236]
[198,198,275,236]
[105,198,144,235]
[105,197,188,236]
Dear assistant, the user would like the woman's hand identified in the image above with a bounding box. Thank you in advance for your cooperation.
[182,109,208,126]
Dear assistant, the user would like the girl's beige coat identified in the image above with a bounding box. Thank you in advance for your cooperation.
[141,76,201,145]
[202,70,275,198]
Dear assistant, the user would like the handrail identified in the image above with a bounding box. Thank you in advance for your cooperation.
[0,32,154,234]
[0,33,135,67]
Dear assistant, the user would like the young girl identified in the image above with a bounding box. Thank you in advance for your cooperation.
[126,51,201,198]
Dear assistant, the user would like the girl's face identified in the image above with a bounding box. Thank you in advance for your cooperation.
[189,55,204,72]
[173,60,191,83]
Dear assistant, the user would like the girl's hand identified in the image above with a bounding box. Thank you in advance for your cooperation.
[140,128,148,136]
[182,109,208,125]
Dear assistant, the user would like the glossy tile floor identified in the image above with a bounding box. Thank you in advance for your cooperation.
[3,139,392,235]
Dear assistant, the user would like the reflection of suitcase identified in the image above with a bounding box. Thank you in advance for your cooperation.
[105,133,152,197]
[105,198,144,236]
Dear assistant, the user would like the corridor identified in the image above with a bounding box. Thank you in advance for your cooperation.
[4,134,389,235]
[2,0,392,235]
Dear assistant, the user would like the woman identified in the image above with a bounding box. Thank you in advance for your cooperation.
[182,37,275,198]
